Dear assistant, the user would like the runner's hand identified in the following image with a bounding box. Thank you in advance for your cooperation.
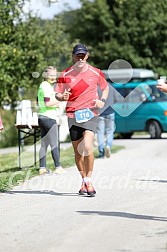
[63,89,71,101]
[93,99,105,108]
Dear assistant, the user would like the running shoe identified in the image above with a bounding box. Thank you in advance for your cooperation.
[54,166,66,174]
[79,182,87,195]
[85,182,96,197]
[105,146,111,158]
[39,168,52,175]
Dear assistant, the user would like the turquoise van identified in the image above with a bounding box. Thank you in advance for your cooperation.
[102,68,167,139]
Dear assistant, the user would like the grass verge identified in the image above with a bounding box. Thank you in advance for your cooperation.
[0,145,124,192]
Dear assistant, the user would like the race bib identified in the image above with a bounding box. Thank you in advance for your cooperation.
[75,108,94,123]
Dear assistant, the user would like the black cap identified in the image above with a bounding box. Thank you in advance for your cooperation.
[72,44,88,55]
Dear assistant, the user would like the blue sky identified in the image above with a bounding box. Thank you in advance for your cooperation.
[23,0,81,19]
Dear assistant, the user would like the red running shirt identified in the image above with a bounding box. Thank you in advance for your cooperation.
[56,64,108,118]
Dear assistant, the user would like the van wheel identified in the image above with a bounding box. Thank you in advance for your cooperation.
[148,121,162,139]
[119,133,133,139]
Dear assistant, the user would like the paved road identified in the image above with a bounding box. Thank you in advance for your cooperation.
[0,136,167,252]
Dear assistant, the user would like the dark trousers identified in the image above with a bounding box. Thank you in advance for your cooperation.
[38,115,60,168]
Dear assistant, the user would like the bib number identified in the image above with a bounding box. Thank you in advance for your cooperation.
[75,108,94,123]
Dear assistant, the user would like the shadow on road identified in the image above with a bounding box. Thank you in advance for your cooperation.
[77,211,167,222]
[5,190,79,197]
[5,190,97,198]
[135,179,167,184]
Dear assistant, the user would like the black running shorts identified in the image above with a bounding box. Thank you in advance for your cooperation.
[68,117,98,141]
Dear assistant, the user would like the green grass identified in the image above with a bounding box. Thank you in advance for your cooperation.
[0,145,124,192]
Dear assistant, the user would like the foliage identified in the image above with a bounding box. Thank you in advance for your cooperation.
[64,0,167,75]
[106,0,167,74]
[0,0,70,108]
[0,109,18,147]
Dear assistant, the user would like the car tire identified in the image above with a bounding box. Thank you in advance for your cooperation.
[148,120,162,139]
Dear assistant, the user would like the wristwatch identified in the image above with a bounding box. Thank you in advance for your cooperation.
[101,98,106,103]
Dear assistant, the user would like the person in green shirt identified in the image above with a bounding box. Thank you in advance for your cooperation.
[37,66,65,175]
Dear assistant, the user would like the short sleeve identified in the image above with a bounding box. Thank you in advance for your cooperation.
[99,70,108,90]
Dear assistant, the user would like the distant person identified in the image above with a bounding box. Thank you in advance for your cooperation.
[37,66,65,175]
[0,115,4,132]
[96,85,118,158]
[55,44,109,196]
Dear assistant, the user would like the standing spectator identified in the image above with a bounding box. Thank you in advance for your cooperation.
[37,66,65,175]
[0,114,4,132]
[55,44,109,196]
[96,85,118,158]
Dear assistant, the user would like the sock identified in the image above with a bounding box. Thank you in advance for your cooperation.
[87,177,92,183]
[84,177,91,183]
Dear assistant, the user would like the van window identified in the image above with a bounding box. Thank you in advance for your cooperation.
[126,87,144,102]
[113,86,146,103]
[150,85,167,101]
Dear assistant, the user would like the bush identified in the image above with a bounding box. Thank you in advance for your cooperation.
[0,109,18,148]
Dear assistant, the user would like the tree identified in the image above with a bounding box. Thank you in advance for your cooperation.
[64,0,115,67]
[64,0,167,75]
[106,0,167,74]
[0,0,70,108]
